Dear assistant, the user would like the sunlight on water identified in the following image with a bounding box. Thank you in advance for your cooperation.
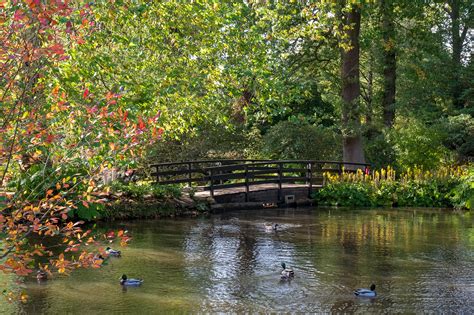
[1,208,473,313]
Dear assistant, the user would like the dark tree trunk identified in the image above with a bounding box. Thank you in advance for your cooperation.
[381,0,396,127]
[450,0,464,110]
[340,4,366,166]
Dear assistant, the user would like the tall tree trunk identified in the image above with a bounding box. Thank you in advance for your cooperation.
[381,0,396,127]
[341,4,365,166]
[450,0,464,110]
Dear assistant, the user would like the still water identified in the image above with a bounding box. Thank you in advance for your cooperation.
[3,208,474,313]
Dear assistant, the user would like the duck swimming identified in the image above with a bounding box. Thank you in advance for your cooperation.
[120,274,143,286]
[280,262,294,280]
[265,223,279,231]
[106,247,121,257]
[354,284,376,297]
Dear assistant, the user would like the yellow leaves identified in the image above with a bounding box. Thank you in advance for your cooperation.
[20,292,29,303]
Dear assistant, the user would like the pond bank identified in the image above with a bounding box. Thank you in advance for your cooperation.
[99,193,213,220]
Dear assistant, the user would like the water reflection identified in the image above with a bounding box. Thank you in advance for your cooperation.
[4,208,474,313]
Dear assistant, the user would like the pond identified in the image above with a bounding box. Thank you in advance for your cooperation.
[2,208,474,313]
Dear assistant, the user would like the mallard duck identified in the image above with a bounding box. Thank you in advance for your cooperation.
[280,262,294,279]
[106,247,121,257]
[354,284,376,297]
[120,274,143,286]
[36,270,48,281]
[265,223,279,231]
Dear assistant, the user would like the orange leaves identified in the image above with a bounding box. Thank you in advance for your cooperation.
[51,85,60,96]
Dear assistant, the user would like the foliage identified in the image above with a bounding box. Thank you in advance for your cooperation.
[109,181,181,201]
[440,114,474,162]
[449,167,474,210]
[364,129,396,169]
[148,124,263,163]
[262,121,340,161]
[0,0,147,284]
[390,118,451,171]
[313,166,471,209]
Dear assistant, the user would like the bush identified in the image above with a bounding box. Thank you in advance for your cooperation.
[364,130,396,170]
[262,121,340,160]
[440,114,474,162]
[147,124,263,163]
[390,118,450,171]
[110,181,181,200]
[313,166,471,209]
[449,166,474,209]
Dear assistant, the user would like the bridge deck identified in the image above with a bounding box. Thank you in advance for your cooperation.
[194,183,321,197]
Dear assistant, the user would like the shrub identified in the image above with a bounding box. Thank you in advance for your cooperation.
[449,166,474,209]
[390,118,450,171]
[440,114,474,162]
[110,181,181,200]
[364,130,397,170]
[313,166,470,209]
[262,121,340,160]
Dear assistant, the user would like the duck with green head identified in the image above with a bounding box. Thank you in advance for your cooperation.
[280,262,294,280]
[106,247,121,257]
[120,274,143,286]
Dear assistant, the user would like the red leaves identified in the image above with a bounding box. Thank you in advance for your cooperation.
[136,117,146,134]
[83,88,90,99]
[45,134,55,143]
[13,10,25,21]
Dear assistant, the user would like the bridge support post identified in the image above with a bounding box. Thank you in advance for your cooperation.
[245,165,249,202]
[307,162,312,198]
[187,162,192,187]
[277,162,282,202]
[209,168,214,198]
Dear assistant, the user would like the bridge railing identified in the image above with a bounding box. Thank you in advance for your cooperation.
[150,159,370,201]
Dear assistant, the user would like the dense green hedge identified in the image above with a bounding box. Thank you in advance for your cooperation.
[313,166,473,209]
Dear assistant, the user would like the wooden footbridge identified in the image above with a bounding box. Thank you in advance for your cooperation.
[150,160,370,206]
